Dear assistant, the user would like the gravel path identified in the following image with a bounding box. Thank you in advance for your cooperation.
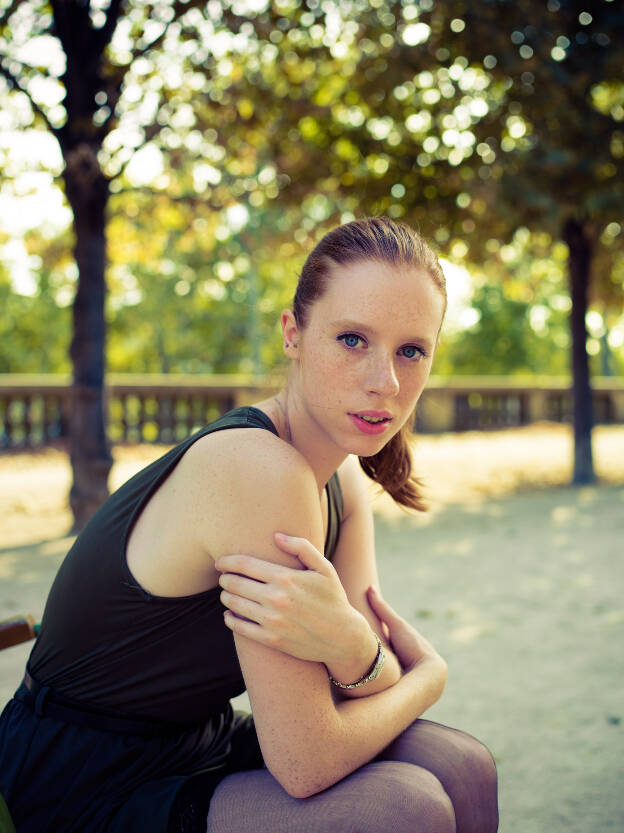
[1,424,623,833]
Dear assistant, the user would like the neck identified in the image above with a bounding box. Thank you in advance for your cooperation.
[259,383,349,490]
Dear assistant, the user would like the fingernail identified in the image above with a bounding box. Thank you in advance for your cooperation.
[275,532,289,540]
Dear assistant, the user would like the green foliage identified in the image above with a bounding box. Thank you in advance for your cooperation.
[0,0,623,379]
[446,283,534,375]
[103,192,303,373]
[441,281,572,376]
[0,253,71,374]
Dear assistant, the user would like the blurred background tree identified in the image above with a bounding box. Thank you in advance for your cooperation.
[432,0,624,482]
[1,0,623,522]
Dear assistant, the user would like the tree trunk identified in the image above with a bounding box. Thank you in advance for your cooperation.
[64,145,113,529]
[563,218,595,485]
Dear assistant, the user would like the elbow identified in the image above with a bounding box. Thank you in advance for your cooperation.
[266,762,331,800]
[283,782,319,800]
[260,720,347,798]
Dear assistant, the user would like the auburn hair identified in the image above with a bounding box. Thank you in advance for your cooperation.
[293,217,447,511]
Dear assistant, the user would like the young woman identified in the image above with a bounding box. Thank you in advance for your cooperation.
[0,218,498,833]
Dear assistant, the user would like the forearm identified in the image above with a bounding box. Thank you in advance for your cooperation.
[284,657,447,797]
[336,657,445,758]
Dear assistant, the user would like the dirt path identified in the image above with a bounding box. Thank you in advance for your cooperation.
[1,424,623,833]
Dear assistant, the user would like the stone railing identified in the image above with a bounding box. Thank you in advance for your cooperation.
[416,376,624,433]
[1,374,623,450]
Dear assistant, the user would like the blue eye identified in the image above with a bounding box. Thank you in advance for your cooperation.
[400,345,425,360]
[338,333,365,349]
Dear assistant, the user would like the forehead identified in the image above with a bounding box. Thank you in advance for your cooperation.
[310,259,445,336]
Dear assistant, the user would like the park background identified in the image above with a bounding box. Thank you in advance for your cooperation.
[1,1,623,831]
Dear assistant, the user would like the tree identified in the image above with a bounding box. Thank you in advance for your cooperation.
[0,0,273,526]
[2,0,125,524]
[429,0,624,482]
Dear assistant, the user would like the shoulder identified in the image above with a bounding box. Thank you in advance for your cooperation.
[180,427,324,563]
[186,424,315,491]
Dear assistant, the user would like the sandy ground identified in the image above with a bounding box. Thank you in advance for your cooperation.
[1,423,623,833]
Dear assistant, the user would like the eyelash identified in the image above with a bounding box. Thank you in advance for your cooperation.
[337,333,427,361]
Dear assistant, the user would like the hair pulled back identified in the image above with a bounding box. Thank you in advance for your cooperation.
[294,216,447,512]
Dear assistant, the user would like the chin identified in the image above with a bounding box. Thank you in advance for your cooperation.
[346,435,394,458]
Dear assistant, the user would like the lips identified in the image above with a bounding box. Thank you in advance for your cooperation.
[348,411,393,435]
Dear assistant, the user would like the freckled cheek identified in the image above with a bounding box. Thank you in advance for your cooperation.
[400,369,430,406]
[303,350,361,396]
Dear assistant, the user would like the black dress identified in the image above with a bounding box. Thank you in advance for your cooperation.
[0,407,343,833]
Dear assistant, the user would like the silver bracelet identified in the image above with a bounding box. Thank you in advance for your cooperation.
[328,633,386,690]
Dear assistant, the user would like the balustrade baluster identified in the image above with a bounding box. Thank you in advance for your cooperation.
[7,398,22,447]
[158,396,173,443]
[121,395,129,442]
[23,395,33,446]
[137,394,146,443]
[0,396,8,448]
[43,396,53,442]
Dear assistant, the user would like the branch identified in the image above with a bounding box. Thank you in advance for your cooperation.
[95,0,125,51]
[0,60,61,140]
[111,183,227,214]
[130,22,170,62]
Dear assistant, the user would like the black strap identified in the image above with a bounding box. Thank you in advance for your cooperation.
[17,671,226,738]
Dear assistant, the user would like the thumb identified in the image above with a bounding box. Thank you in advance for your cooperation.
[367,585,402,626]
[274,533,328,572]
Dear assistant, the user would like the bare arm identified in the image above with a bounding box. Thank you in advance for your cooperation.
[204,435,447,799]
[217,455,403,696]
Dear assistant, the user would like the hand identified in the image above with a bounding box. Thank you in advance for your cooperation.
[366,585,447,683]
[215,533,373,668]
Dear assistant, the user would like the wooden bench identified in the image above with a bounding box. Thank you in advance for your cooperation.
[0,615,39,650]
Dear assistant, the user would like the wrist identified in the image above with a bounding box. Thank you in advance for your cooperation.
[324,615,380,686]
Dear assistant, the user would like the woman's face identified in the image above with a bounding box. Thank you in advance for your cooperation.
[286,258,446,457]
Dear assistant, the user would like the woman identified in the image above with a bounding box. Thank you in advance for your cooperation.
[0,218,498,833]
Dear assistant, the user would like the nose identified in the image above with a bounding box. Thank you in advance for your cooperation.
[366,352,400,398]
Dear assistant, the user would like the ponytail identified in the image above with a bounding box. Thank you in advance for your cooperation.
[358,419,426,512]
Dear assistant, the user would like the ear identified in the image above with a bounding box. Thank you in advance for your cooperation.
[280,309,301,358]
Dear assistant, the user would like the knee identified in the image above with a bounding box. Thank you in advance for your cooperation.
[454,732,498,793]
[365,762,456,833]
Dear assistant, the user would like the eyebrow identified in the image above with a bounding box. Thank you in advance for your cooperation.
[330,319,435,351]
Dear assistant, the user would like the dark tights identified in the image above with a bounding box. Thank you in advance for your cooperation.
[206,719,499,833]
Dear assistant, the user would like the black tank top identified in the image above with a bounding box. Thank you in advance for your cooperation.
[28,407,343,724]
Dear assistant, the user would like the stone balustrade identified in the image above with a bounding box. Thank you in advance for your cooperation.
[1,374,622,449]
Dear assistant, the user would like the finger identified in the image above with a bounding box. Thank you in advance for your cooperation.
[366,585,404,626]
[223,611,281,650]
[219,589,264,623]
[215,553,289,583]
[274,533,330,573]
[219,572,274,603]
